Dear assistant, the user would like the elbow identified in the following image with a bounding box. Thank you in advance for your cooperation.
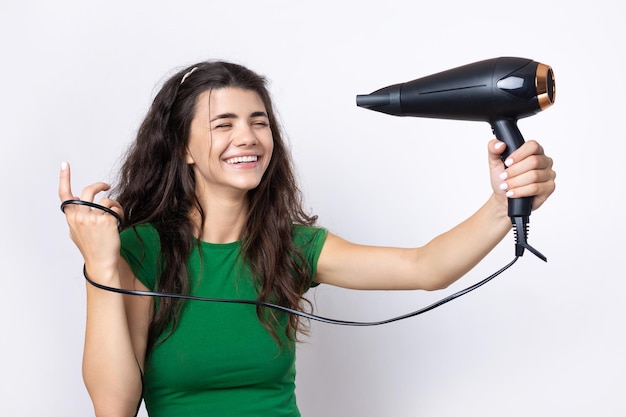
[91,400,141,417]
[83,364,143,417]
[406,248,453,291]
[84,381,142,417]
[420,276,452,292]
[413,262,456,291]
[411,251,461,291]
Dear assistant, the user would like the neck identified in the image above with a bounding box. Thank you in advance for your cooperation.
[192,192,249,244]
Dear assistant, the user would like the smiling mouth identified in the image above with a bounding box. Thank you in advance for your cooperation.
[225,155,259,165]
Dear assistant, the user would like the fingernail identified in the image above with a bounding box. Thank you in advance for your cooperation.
[61,161,68,170]
[499,183,508,191]
[504,158,514,167]
[495,141,505,150]
[499,171,508,180]
[506,190,514,197]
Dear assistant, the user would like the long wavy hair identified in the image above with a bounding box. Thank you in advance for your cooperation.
[113,61,318,356]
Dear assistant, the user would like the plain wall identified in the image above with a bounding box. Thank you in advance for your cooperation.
[1,1,624,415]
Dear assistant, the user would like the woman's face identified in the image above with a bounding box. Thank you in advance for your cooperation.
[186,87,274,200]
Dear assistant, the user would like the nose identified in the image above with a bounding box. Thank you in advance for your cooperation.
[233,123,259,147]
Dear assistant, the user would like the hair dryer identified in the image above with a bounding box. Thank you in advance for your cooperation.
[356,57,555,261]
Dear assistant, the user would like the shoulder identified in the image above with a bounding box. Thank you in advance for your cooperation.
[119,223,162,287]
[291,224,327,249]
[120,223,161,274]
[291,225,327,282]
[120,223,161,250]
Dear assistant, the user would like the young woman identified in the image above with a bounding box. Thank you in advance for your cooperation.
[59,61,556,417]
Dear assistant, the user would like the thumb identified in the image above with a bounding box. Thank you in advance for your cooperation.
[488,139,507,169]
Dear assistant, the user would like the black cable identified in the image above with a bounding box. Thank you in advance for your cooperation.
[62,199,519,326]
[60,199,122,230]
[83,258,518,326]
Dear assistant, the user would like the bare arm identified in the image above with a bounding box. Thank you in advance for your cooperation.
[315,139,555,291]
[59,162,151,416]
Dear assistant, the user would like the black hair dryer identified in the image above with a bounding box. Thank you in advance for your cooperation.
[356,57,555,261]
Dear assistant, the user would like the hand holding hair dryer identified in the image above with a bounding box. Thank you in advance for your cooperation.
[356,57,555,261]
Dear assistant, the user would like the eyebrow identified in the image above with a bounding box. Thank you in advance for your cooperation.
[210,111,269,123]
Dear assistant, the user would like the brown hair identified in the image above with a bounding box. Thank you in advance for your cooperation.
[113,61,317,355]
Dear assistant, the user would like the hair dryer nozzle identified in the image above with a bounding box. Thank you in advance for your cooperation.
[356,85,402,115]
[356,94,388,108]
[356,57,555,122]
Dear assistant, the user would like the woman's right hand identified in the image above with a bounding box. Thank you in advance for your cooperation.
[59,162,124,277]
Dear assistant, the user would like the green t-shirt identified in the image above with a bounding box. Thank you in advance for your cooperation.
[120,223,327,417]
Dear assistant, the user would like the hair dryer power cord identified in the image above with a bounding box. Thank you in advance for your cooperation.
[62,199,523,326]
[81,257,519,326]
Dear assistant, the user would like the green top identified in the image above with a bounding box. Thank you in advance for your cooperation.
[120,223,327,417]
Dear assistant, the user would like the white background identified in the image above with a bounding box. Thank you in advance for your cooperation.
[1,1,624,416]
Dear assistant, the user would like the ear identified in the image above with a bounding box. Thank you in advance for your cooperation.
[185,148,195,165]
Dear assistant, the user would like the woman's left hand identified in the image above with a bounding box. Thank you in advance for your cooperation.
[488,139,556,212]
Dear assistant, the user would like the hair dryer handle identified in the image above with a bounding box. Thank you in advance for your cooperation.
[490,119,533,218]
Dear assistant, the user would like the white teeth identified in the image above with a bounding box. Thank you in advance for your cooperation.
[226,155,258,164]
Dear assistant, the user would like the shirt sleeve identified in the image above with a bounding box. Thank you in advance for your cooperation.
[291,224,328,288]
[119,223,161,290]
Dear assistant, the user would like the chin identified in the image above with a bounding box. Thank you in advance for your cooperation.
[234,180,263,192]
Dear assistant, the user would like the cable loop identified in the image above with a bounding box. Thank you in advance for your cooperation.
[60,199,123,231]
